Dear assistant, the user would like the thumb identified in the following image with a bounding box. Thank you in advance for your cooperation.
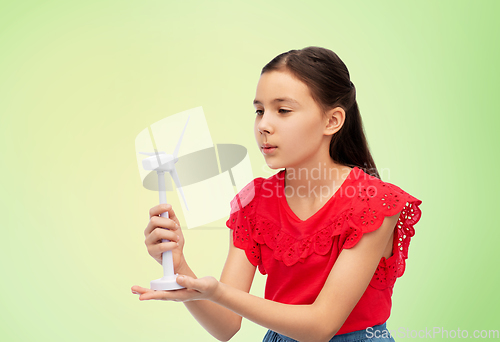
[176,275,198,290]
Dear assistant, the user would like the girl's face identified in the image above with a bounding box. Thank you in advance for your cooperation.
[253,70,333,170]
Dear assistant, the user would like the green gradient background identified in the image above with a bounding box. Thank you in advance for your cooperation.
[1,1,498,341]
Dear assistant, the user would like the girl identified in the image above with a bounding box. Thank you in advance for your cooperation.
[132,46,422,342]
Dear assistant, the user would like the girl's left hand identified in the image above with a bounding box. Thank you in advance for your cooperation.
[131,275,220,302]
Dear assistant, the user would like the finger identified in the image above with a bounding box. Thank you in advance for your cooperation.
[144,215,180,238]
[147,240,179,256]
[145,227,180,247]
[148,216,179,233]
[131,286,167,300]
[149,203,171,218]
[145,227,179,246]
[138,288,197,302]
[149,204,179,223]
[138,290,167,301]
[131,285,150,295]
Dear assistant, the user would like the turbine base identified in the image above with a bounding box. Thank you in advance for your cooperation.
[150,275,185,291]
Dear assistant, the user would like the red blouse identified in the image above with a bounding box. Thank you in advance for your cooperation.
[225,167,423,335]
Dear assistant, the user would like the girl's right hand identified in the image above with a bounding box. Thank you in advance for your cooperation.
[144,204,187,274]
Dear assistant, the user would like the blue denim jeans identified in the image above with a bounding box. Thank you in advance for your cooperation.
[262,322,395,342]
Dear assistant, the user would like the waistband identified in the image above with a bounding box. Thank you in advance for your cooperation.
[267,322,389,342]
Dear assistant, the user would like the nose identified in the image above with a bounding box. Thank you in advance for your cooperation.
[256,112,273,135]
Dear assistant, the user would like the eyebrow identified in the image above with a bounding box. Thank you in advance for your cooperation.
[253,97,300,106]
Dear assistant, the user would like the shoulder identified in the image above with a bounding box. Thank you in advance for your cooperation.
[226,171,284,270]
[347,167,422,212]
[229,170,284,215]
[342,167,423,246]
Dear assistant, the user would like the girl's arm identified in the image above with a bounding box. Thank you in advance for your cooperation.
[135,213,400,342]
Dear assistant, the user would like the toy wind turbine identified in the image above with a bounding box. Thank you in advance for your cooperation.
[139,115,190,290]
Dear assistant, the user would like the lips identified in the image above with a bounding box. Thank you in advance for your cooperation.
[261,144,277,155]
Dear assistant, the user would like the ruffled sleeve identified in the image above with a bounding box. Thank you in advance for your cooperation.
[341,179,422,285]
[225,178,263,267]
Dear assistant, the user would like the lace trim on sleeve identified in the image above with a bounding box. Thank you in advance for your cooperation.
[226,178,262,267]
[342,182,422,289]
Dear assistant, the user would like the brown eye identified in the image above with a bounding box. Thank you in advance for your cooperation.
[255,110,264,116]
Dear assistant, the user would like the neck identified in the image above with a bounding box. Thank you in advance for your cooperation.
[284,162,353,203]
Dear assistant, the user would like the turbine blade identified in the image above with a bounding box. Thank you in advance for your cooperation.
[170,168,189,211]
[173,116,190,158]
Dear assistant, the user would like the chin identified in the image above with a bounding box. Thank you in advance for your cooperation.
[264,161,282,170]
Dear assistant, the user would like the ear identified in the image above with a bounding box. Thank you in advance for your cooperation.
[324,107,345,136]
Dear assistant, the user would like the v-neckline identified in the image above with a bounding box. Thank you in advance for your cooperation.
[279,167,357,223]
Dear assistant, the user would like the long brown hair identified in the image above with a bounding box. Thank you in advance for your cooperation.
[261,46,380,179]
